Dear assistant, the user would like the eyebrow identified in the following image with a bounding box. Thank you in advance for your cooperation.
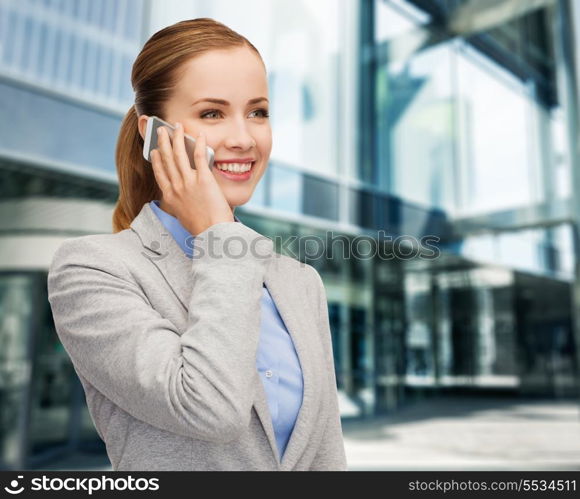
[191,97,269,106]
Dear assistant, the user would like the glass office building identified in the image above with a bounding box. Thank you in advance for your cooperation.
[0,0,579,469]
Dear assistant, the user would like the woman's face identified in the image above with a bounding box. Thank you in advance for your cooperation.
[139,46,271,211]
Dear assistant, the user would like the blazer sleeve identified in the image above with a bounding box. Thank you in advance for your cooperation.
[47,221,274,444]
[308,267,348,471]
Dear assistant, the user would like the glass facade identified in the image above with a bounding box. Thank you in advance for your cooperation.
[363,0,578,405]
[0,274,33,469]
[0,0,144,105]
[0,0,579,470]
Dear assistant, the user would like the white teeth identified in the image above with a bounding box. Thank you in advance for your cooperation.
[216,162,253,173]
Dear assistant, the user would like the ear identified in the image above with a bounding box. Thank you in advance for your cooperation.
[137,114,149,141]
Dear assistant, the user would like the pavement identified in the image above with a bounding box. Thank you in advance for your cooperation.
[29,395,580,471]
[341,394,580,471]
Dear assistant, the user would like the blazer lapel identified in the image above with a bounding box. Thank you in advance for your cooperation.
[130,202,320,470]
[130,202,199,310]
[262,256,321,470]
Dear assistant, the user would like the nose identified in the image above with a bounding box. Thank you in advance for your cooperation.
[223,117,256,150]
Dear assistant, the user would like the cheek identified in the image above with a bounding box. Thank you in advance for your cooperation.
[184,128,208,147]
[259,134,272,155]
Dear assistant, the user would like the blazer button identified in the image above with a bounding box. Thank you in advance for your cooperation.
[265,370,273,378]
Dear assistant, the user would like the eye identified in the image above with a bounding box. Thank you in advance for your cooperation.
[200,109,222,119]
[199,108,270,119]
[250,108,270,118]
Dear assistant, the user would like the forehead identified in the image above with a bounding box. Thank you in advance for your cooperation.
[175,47,267,100]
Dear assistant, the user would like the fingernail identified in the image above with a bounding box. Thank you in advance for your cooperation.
[198,131,204,138]
[175,122,181,129]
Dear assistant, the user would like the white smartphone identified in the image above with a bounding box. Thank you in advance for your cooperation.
[142,115,215,170]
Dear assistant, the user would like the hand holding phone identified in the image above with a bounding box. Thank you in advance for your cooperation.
[148,118,234,236]
[143,115,215,169]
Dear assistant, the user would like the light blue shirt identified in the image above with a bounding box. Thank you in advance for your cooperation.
[149,200,304,459]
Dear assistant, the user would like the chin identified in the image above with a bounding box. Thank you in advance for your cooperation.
[224,190,253,208]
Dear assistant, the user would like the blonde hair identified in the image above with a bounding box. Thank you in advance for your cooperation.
[112,18,265,233]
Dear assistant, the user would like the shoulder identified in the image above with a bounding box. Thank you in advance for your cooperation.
[47,230,151,308]
[48,229,139,278]
[274,251,320,279]
[273,252,324,305]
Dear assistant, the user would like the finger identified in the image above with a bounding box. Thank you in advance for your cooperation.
[194,131,210,179]
[172,122,196,183]
[157,126,181,187]
[150,149,171,194]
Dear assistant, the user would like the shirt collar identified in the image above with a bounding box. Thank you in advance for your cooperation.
[149,200,242,258]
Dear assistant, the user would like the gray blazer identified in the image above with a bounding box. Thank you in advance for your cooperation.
[47,202,347,471]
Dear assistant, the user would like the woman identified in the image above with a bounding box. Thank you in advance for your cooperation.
[47,18,347,471]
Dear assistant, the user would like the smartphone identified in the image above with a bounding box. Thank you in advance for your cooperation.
[142,115,214,170]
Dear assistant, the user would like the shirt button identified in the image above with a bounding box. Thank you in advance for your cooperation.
[265,370,273,378]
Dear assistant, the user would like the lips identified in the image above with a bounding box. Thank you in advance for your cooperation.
[213,161,256,180]
[214,161,255,173]
[213,158,255,164]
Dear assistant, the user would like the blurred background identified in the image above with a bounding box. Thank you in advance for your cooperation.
[1,0,580,471]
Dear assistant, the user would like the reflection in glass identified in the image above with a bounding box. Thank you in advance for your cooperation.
[0,274,33,469]
[28,278,75,456]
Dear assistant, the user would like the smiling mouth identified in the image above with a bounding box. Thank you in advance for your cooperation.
[213,161,256,174]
